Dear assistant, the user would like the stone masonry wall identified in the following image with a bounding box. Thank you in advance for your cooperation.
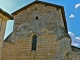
[68,52,80,60]
[13,3,64,32]
[0,17,8,60]
[2,33,59,60]
[1,3,72,60]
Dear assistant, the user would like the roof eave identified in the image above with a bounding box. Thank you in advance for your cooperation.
[0,9,14,20]
[11,1,63,16]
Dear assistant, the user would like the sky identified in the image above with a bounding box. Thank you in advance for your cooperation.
[0,0,80,47]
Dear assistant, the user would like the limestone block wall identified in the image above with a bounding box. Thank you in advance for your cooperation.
[2,33,59,60]
[68,52,80,60]
[1,3,71,60]
[0,17,8,60]
[57,37,71,60]
[13,3,65,32]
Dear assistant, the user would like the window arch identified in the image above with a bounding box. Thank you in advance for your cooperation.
[32,35,37,50]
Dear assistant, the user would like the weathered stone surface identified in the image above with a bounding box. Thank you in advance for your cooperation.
[1,1,80,60]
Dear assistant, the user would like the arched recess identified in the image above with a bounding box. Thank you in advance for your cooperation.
[31,35,37,50]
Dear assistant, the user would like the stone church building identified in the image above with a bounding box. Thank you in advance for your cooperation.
[0,0,80,60]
